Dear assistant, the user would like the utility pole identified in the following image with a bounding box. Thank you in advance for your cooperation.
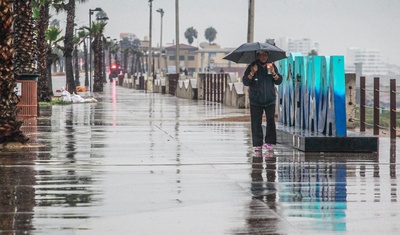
[247,0,255,43]
[175,0,180,73]
[156,8,164,75]
[148,0,153,80]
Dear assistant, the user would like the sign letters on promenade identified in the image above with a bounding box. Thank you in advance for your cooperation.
[277,54,346,137]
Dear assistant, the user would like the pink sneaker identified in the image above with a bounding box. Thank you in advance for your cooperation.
[263,143,273,150]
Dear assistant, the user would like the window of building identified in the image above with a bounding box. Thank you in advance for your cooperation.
[179,55,185,60]
[169,56,175,60]
[188,56,195,61]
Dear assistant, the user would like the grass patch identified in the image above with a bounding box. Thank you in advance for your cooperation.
[39,97,71,106]
[355,105,400,129]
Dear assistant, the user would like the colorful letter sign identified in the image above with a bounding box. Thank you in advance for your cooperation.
[277,54,346,137]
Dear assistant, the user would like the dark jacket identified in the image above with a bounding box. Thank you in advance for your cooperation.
[242,62,283,107]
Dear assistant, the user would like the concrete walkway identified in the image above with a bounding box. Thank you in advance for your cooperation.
[1,80,400,234]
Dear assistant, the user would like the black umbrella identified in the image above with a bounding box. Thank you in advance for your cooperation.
[223,42,287,64]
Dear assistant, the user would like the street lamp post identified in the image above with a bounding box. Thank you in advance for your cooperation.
[175,0,180,74]
[156,8,164,75]
[148,0,153,83]
[89,7,103,92]
[247,0,255,43]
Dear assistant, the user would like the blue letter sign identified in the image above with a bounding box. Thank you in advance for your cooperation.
[277,54,346,137]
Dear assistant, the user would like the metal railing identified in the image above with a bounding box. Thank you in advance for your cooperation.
[359,76,399,138]
[203,73,227,103]
[167,74,179,95]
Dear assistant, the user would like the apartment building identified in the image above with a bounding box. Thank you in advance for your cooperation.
[346,47,388,75]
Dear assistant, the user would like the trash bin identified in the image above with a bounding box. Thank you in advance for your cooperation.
[118,75,124,86]
[139,76,144,90]
[16,74,39,117]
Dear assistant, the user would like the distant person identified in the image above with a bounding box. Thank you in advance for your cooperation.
[242,50,282,152]
[220,68,224,73]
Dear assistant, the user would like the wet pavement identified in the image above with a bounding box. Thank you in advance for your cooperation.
[1,80,400,234]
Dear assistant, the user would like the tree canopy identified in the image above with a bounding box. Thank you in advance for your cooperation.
[184,27,198,45]
[204,27,217,45]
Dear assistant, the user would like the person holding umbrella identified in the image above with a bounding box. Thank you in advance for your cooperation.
[242,50,283,152]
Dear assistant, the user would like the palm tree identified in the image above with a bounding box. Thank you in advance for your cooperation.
[61,0,76,94]
[120,37,131,72]
[110,40,120,66]
[54,0,88,94]
[102,37,108,83]
[129,47,140,75]
[34,0,56,102]
[308,49,318,56]
[73,34,81,86]
[88,21,107,92]
[45,26,64,92]
[131,39,141,74]
[14,0,37,76]
[50,18,60,28]
[184,27,198,45]
[104,38,114,80]
[0,0,29,144]
[77,30,89,87]
[204,27,217,45]
[95,11,108,83]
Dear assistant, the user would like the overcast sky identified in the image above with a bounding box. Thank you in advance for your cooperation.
[55,0,399,65]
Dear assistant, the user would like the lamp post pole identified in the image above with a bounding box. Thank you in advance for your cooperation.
[247,0,255,43]
[88,7,103,92]
[148,0,153,82]
[175,0,180,73]
[156,8,164,75]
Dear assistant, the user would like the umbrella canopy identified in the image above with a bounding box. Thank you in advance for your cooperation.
[223,42,287,64]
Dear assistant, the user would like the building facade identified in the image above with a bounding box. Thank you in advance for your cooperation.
[346,47,388,75]
[275,37,319,56]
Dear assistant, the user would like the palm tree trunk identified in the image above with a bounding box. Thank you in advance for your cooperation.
[37,3,53,102]
[131,52,136,76]
[74,44,80,86]
[124,51,128,72]
[83,40,89,87]
[109,47,112,80]
[0,0,29,144]
[93,37,102,92]
[14,0,37,75]
[102,43,107,83]
[63,0,76,94]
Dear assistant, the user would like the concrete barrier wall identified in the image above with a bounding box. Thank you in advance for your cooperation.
[223,76,246,109]
[176,78,197,99]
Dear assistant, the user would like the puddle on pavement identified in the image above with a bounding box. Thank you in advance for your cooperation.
[1,111,103,233]
[245,143,398,233]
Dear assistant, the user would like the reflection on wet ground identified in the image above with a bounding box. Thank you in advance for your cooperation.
[1,81,399,234]
[237,143,398,234]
